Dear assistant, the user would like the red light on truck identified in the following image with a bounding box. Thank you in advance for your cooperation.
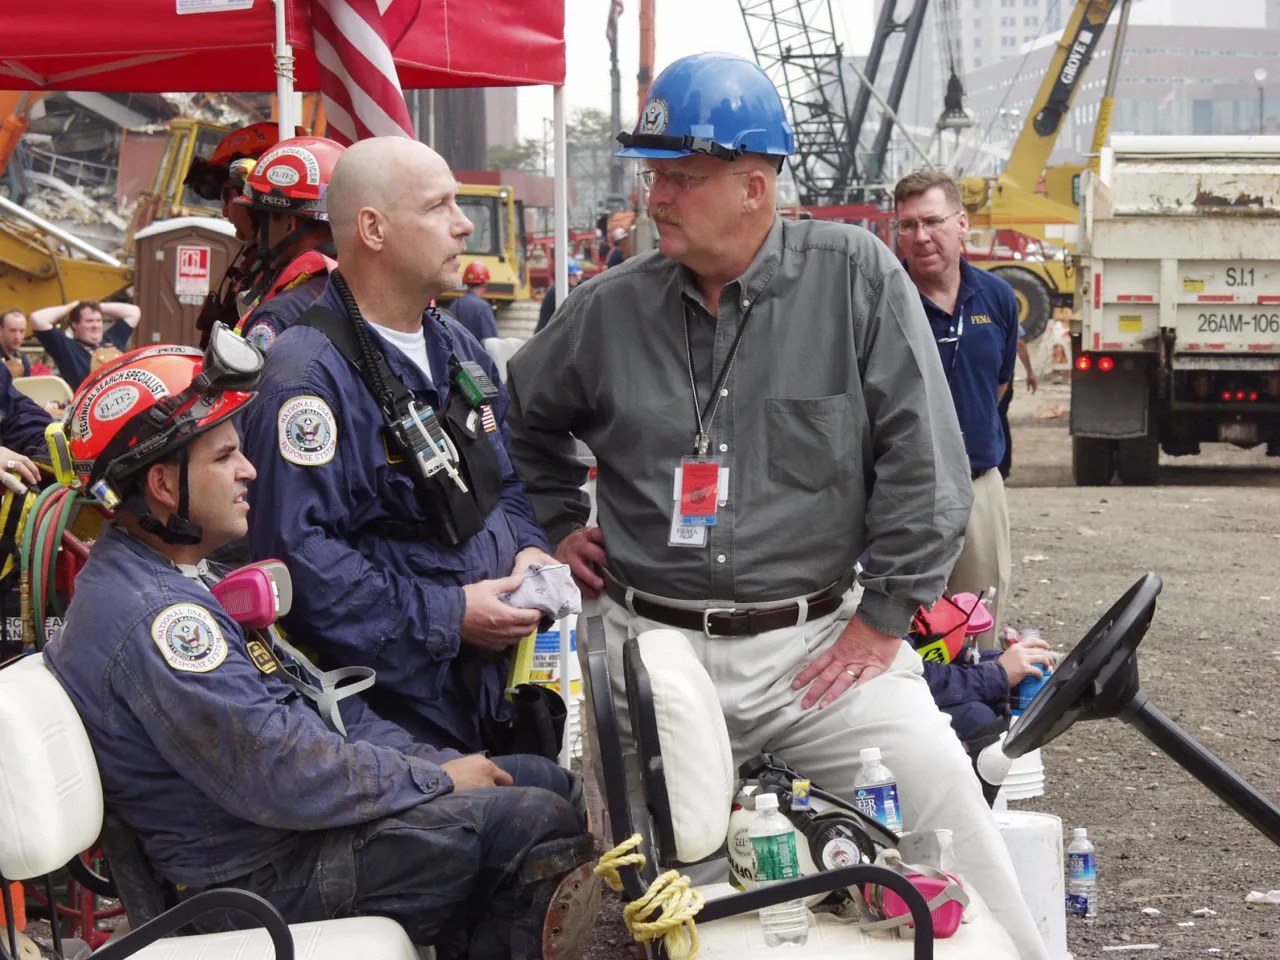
[1222,391,1233,401]
[1076,355,1092,371]
[1098,356,1115,372]
[1250,392,1260,401]
[1236,390,1246,401]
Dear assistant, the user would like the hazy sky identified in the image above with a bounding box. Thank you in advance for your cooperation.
[516,0,876,142]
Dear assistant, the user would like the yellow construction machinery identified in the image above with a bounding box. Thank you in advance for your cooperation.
[0,91,135,316]
[438,183,531,306]
[961,0,1127,340]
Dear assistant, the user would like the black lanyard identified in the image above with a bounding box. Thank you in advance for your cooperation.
[935,306,965,386]
[682,299,756,456]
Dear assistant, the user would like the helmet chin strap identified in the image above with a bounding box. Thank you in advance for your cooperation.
[131,453,204,546]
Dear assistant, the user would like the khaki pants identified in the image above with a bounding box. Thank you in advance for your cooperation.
[948,468,1012,649]
[586,590,1049,960]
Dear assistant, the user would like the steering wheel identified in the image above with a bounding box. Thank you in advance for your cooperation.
[1004,572,1163,758]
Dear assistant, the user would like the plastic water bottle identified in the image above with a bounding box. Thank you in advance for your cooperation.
[852,747,903,833]
[1066,827,1098,918]
[749,792,809,946]
[1011,627,1052,716]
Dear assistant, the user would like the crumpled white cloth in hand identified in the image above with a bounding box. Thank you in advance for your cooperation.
[500,562,582,620]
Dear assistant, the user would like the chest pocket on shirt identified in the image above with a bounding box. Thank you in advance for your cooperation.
[766,393,857,492]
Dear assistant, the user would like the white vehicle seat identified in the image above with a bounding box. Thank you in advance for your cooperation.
[579,618,1020,959]
[0,653,418,960]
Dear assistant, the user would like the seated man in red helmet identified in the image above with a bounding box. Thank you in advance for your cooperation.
[232,136,344,352]
[41,326,599,960]
[450,261,500,342]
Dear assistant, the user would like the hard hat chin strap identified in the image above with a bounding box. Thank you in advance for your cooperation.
[131,452,204,546]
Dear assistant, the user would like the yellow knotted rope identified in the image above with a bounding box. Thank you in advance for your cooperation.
[595,833,705,960]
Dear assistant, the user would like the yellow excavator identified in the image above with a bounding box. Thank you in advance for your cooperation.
[962,0,1127,340]
[0,91,136,316]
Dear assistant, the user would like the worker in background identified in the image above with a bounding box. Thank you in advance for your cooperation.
[998,325,1039,480]
[233,136,344,352]
[186,122,292,346]
[595,214,611,262]
[895,170,1018,650]
[505,52,1048,960]
[0,309,32,378]
[605,226,628,268]
[241,137,562,759]
[44,334,597,959]
[534,258,583,334]
[30,299,140,390]
[451,262,501,342]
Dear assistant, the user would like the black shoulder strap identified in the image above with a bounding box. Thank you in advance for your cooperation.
[295,304,414,414]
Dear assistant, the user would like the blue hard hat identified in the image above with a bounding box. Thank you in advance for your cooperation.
[567,257,583,276]
[615,52,795,160]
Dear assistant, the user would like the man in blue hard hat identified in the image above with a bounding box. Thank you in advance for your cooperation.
[505,51,1048,959]
[534,258,583,334]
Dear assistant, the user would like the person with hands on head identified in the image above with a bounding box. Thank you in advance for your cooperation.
[30,299,141,390]
[43,330,597,960]
[507,52,1048,960]
[241,136,561,760]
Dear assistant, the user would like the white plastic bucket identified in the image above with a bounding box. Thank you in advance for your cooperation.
[999,747,1046,801]
[994,810,1068,960]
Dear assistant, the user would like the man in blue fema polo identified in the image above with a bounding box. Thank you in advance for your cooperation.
[506,51,1049,959]
[895,170,1019,649]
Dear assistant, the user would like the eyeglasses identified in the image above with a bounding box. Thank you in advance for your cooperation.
[638,168,751,193]
[895,211,962,236]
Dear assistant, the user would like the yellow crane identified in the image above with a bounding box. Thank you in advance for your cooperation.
[961,0,1130,340]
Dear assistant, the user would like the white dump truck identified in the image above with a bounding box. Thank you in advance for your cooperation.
[1070,136,1280,485]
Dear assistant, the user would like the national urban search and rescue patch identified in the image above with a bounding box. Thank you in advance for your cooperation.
[151,604,227,673]
[277,394,337,466]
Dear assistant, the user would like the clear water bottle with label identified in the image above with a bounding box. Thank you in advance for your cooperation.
[1066,827,1098,918]
[749,792,809,946]
[852,747,903,833]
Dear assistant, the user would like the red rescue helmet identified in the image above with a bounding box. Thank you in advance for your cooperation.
[462,262,490,286]
[63,323,263,544]
[236,136,345,221]
[185,122,287,203]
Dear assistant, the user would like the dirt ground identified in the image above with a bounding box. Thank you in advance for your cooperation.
[583,374,1280,959]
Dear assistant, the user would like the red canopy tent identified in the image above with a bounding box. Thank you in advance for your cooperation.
[0,0,565,92]
[0,0,573,353]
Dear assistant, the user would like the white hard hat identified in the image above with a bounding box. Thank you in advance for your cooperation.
[611,226,628,241]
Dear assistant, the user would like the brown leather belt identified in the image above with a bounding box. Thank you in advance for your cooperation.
[602,571,856,638]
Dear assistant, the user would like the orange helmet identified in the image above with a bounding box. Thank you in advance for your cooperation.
[63,323,262,543]
[236,136,345,221]
[185,122,286,203]
[462,262,490,286]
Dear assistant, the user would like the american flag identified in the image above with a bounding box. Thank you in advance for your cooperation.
[311,0,415,145]
[606,0,624,51]
[480,404,498,434]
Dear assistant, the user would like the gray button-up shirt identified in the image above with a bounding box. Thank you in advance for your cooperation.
[506,215,972,636]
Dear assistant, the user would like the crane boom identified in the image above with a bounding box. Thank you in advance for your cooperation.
[1000,0,1118,193]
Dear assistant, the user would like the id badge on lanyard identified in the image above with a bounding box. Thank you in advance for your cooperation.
[669,459,730,548]
[666,300,750,548]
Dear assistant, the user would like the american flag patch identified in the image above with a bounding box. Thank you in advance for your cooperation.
[480,404,498,433]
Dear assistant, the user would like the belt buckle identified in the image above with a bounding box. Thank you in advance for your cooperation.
[702,607,737,638]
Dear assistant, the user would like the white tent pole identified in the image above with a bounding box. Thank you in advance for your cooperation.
[273,0,299,138]
[553,86,569,308]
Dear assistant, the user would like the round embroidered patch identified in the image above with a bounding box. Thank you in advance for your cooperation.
[278,394,337,466]
[151,604,227,673]
[245,321,277,351]
[638,97,670,136]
